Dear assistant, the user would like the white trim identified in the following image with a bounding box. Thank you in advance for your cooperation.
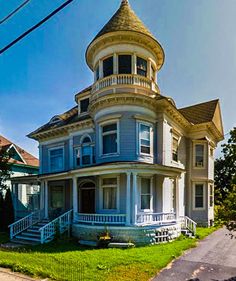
[99,119,120,158]
[7,144,26,164]
[138,176,154,213]
[48,146,65,173]
[193,182,206,210]
[40,136,69,146]
[136,120,154,157]
[99,175,120,213]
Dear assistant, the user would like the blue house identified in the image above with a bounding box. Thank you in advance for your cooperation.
[9,0,224,245]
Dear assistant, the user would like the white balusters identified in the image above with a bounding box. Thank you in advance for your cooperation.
[136,212,176,225]
[75,213,126,225]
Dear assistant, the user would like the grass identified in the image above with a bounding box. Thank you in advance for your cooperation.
[0,227,218,281]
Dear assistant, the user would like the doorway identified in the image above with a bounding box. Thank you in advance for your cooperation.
[79,181,95,214]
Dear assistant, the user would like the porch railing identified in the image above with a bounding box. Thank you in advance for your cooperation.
[39,209,73,244]
[91,74,159,95]
[179,216,197,235]
[9,209,44,240]
[136,212,176,225]
[75,213,126,225]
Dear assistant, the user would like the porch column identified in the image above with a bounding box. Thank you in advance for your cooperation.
[126,172,131,226]
[40,182,44,212]
[132,172,138,225]
[44,181,49,218]
[72,176,78,218]
[175,177,180,219]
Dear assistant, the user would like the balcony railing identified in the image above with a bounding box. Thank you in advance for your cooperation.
[92,74,159,95]
[75,213,126,225]
[136,212,176,225]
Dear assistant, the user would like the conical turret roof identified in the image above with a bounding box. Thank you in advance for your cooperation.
[93,0,155,41]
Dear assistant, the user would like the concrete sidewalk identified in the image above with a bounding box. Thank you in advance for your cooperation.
[153,227,236,281]
[0,268,45,281]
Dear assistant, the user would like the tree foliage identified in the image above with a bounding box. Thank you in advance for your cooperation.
[214,127,236,204]
[2,188,15,231]
[0,147,12,192]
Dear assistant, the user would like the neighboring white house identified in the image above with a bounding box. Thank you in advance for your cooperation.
[0,135,40,219]
[9,0,224,245]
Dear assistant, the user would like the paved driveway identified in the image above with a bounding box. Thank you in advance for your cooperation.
[153,227,236,281]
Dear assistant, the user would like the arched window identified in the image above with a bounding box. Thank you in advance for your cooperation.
[75,135,94,167]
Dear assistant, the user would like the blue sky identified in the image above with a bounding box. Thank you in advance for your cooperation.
[0,0,235,157]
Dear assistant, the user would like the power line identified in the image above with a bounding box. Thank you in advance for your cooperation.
[0,0,74,55]
[0,0,31,25]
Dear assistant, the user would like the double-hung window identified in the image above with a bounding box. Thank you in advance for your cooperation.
[49,147,64,172]
[139,123,152,155]
[195,144,204,167]
[102,178,118,210]
[103,56,113,78]
[137,57,147,77]
[118,55,132,74]
[102,123,118,155]
[140,178,152,211]
[75,136,93,167]
[194,183,204,209]
[172,136,179,162]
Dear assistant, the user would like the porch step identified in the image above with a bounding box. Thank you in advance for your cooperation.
[15,235,41,243]
[11,237,40,246]
[79,240,98,247]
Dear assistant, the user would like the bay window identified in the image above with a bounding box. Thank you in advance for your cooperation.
[103,56,113,78]
[137,57,147,77]
[118,54,132,74]
[138,122,153,156]
[101,177,118,210]
[101,123,118,155]
[49,147,64,172]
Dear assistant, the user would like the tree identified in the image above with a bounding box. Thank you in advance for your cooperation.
[0,147,12,192]
[2,188,15,232]
[214,127,236,204]
[0,192,4,231]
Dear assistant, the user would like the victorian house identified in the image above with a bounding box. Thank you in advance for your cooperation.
[9,0,224,245]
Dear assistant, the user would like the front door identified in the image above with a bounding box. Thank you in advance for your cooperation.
[80,188,95,213]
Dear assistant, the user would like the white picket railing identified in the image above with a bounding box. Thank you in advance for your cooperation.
[39,210,73,244]
[75,213,126,225]
[92,74,158,94]
[9,209,44,240]
[179,216,197,235]
[136,212,176,225]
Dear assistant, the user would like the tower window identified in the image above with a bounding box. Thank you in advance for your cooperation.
[80,98,89,114]
[95,65,99,81]
[118,55,132,74]
[151,65,155,81]
[137,57,147,77]
[103,56,113,78]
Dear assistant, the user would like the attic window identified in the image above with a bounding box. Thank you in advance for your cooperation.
[50,116,62,124]
[80,98,89,114]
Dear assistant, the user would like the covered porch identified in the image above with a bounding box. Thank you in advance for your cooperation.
[40,163,184,227]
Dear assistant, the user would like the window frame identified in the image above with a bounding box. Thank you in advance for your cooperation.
[193,182,205,210]
[137,56,148,77]
[48,146,64,173]
[79,97,90,115]
[209,184,214,208]
[136,121,154,157]
[74,135,94,167]
[103,56,114,78]
[139,177,153,212]
[99,175,120,213]
[193,143,206,169]
[172,134,180,162]
[99,119,120,157]
[118,54,132,74]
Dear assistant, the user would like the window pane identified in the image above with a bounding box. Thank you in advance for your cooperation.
[141,178,151,209]
[137,57,147,77]
[195,145,204,166]
[140,124,150,140]
[75,148,80,166]
[141,178,151,194]
[51,186,64,208]
[50,148,63,156]
[50,149,63,171]
[82,136,91,144]
[118,55,132,74]
[141,139,150,146]
[103,56,113,77]
[82,146,91,165]
[141,195,151,209]
[103,123,117,133]
[195,197,203,208]
[103,187,116,209]
[195,184,203,196]
[141,146,150,154]
[95,65,99,81]
[103,133,117,154]
[80,98,89,113]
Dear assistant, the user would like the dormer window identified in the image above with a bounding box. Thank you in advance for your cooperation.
[118,55,132,74]
[103,56,113,78]
[79,98,89,114]
[137,57,147,77]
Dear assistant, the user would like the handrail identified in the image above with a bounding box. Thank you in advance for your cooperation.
[179,216,197,235]
[75,213,126,225]
[39,209,73,244]
[9,209,44,239]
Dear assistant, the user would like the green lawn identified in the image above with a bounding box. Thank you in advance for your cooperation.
[0,227,217,281]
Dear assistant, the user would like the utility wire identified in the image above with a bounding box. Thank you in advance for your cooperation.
[0,0,74,55]
[0,0,31,25]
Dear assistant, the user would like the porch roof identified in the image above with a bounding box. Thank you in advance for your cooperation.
[11,174,40,185]
[39,162,185,181]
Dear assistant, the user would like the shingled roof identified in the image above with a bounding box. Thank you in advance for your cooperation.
[0,135,39,167]
[93,0,155,42]
[178,99,219,125]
